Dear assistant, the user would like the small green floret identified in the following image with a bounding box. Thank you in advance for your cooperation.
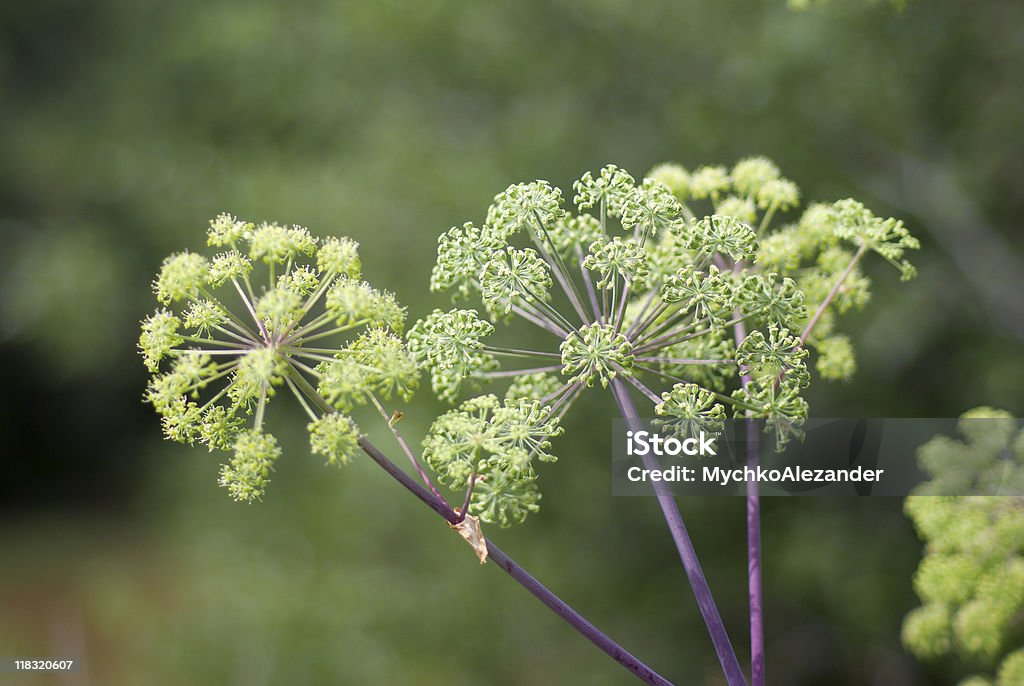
[139,310,184,372]
[731,157,780,197]
[308,413,360,466]
[317,236,362,278]
[219,429,282,502]
[153,251,209,304]
[560,324,634,387]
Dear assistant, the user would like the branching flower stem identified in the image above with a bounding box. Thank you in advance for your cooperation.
[800,244,867,344]
[368,392,448,505]
[610,377,747,686]
[354,431,676,686]
[456,473,478,524]
[577,245,603,323]
[274,361,673,684]
[478,365,565,379]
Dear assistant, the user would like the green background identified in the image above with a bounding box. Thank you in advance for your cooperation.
[1,1,1022,683]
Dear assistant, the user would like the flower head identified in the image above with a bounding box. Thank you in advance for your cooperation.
[412,160,917,523]
[421,394,561,526]
[140,214,416,501]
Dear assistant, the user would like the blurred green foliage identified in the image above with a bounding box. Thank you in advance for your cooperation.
[1,0,1022,683]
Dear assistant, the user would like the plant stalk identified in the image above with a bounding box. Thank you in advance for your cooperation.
[355,436,675,686]
[733,315,765,686]
[609,378,747,686]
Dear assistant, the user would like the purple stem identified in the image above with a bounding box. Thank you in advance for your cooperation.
[733,317,765,686]
[745,421,764,686]
[577,245,604,323]
[356,436,674,686]
[609,379,747,686]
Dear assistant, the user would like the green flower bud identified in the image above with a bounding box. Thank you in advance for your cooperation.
[231,348,287,408]
[737,324,809,387]
[139,309,184,372]
[407,308,495,373]
[308,413,360,467]
[249,222,317,264]
[736,273,807,330]
[757,227,804,272]
[997,649,1024,686]
[914,554,984,605]
[153,251,209,304]
[814,335,857,381]
[199,405,244,452]
[646,163,691,202]
[902,604,953,659]
[689,165,731,201]
[716,195,758,224]
[954,598,1007,660]
[183,299,228,337]
[756,178,800,211]
[560,324,634,388]
[573,165,636,218]
[317,236,361,278]
[480,247,552,313]
[471,472,541,527]
[656,383,726,438]
[547,214,606,257]
[585,237,650,289]
[278,265,319,295]
[661,265,733,326]
[431,222,503,297]
[831,199,919,281]
[621,178,685,237]
[731,157,780,197]
[488,181,565,238]
[207,250,252,286]
[689,215,758,262]
[219,430,282,502]
[207,213,253,247]
[347,328,419,402]
[256,287,303,333]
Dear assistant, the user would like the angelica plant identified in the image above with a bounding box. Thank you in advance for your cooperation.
[140,214,411,501]
[413,159,918,685]
[140,214,674,686]
[903,409,1024,686]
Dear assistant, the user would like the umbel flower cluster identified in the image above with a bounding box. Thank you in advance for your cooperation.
[411,159,917,520]
[903,409,1024,686]
[139,214,417,502]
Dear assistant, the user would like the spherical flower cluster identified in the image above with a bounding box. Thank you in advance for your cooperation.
[410,159,917,523]
[140,214,417,502]
[421,394,561,526]
[560,324,635,388]
[903,409,1024,685]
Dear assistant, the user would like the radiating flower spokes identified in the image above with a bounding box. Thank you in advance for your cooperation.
[140,214,418,502]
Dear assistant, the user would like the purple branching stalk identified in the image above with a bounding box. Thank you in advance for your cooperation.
[609,378,748,686]
[355,436,675,686]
